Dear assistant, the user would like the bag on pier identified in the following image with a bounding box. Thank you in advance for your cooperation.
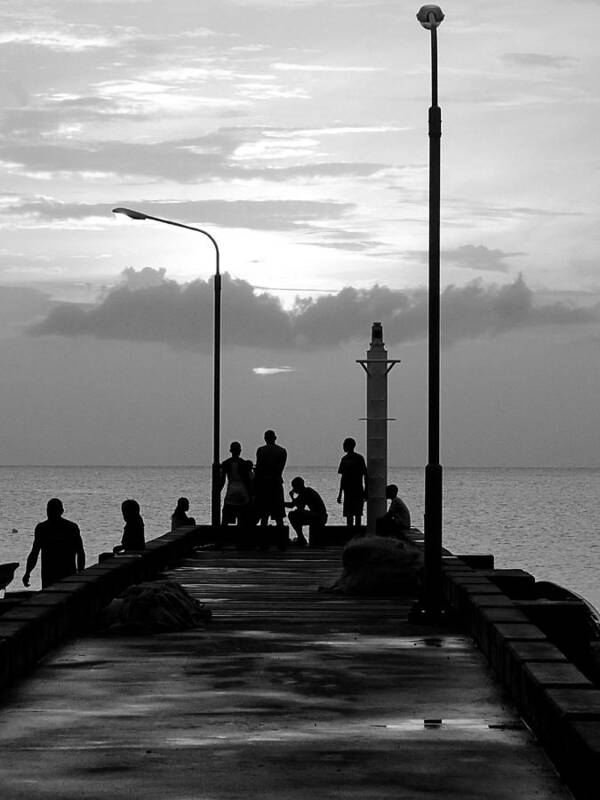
[102,579,211,632]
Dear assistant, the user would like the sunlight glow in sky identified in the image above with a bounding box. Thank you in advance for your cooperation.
[1,0,599,467]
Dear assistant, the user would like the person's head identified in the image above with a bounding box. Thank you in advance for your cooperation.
[46,498,64,520]
[230,441,242,457]
[291,476,305,492]
[264,429,276,444]
[386,484,399,500]
[121,499,140,521]
[343,437,356,453]
[176,497,189,512]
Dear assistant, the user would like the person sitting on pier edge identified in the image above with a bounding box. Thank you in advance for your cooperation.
[375,484,411,539]
[22,498,86,589]
[337,437,368,530]
[254,429,287,530]
[114,499,145,553]
[171,497,196,530]
[220,441,254,529]
[285,476,328,547]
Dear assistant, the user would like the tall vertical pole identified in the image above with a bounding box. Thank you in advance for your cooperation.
[212,257,222,532]
[367,323,388,532]
[418,5,444,616]
[357,322,400,533]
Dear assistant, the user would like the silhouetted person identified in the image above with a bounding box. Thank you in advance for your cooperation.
[285,477,328,547]
[337,437,368,528]
[22,498,85,589]
[376,484,411,538]
[171,497,196,530]
[114,499,145,553]
[0,562,19,596]
[220,442,254,526]
[254,430,287,527]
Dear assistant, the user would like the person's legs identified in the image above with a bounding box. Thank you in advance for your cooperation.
[376,513,395,537]
[288,510,308,546]
[274,517,288,551]
[307,512,326,547]
[221,504,228,526]
[287,509,300,535]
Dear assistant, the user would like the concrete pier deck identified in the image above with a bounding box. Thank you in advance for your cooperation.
[0,547,570,799]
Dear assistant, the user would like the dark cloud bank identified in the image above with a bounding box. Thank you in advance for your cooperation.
[29,270,598,351]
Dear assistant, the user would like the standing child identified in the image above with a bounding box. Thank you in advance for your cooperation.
[337,437,368,529]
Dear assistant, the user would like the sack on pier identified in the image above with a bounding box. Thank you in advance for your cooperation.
[102,579,211,632]
[321,535,423,596]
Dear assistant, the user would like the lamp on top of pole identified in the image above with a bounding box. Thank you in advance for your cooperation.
[112,206,222,533]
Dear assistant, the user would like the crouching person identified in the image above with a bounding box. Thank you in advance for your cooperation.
[375,484,411,539]
[285,476,328,547]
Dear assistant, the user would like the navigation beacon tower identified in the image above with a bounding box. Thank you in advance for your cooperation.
[357,322,400,532]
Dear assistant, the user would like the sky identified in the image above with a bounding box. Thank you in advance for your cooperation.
[0,0,599,467]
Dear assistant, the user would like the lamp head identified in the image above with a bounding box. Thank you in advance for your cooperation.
[417,5,444,29]
[112,207,148,221]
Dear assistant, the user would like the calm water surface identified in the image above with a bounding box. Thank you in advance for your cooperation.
[1,466,598,608]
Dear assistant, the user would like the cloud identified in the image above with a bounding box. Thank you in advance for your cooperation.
[92,78,251,115]
[0,286,52,335]
[445,199,582,225]
[119,266,168,290]
[272,63,384,73]
[3,196,354,233]
[29,272,292,349]
[445,244,524,273]
[0,137,241,182]
[502,53,575,69]
[0,22,217,54]
[405,244,524,273]
[0,27,127,52]
[0,134,386,183]
[29,271,600,351]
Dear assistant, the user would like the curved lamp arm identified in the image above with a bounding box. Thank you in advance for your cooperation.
[112,205,222,530]
[112,207,220,274]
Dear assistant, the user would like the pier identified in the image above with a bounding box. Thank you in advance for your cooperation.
[1,529,598,798]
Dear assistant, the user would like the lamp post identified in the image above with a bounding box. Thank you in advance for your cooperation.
[112,207,222,532]
[416,5,445,618]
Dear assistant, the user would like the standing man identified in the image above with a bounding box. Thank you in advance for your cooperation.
[22,498,85,589]
[285,476,328,547]
[337,437,368,530]
[254,429,287,528]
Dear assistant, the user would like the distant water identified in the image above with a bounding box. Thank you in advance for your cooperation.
[1,466,598,609]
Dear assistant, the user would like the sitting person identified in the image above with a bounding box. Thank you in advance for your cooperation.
[375,484,411,538]
[285,476,327,547]
[171,497,196,530]
[114,499,145,553]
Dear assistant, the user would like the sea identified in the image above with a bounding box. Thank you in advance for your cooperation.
[1,466,598,610]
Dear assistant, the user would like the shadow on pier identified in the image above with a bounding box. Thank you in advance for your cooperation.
[0,543,571,800]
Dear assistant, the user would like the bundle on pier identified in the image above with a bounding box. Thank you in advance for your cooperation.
[101,580,211,632]
[321,535,423,596]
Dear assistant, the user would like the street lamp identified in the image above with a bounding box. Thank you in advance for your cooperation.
[416,5,444,619]
[112,207,222,532]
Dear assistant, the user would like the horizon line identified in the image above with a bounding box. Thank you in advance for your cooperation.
[0,464,598,470]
